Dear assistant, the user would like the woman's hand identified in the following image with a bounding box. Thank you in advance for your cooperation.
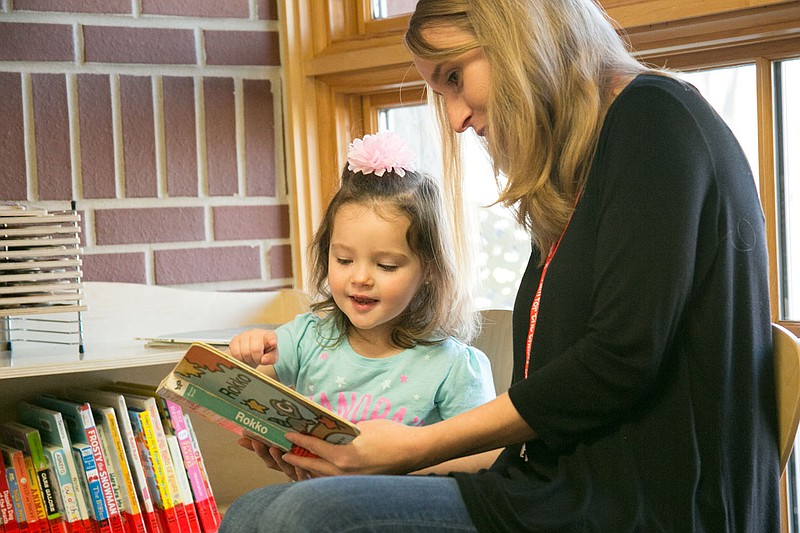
[229,329,279,367]
[237,437,312,481]
[279,419,431,477]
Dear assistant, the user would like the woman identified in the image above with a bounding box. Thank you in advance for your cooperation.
[219,0,779,530]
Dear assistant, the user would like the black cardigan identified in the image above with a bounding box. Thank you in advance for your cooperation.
[454,74,779,532]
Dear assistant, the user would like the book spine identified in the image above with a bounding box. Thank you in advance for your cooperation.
[99,413,146,533]
[162,441,198,533]
[131,414,179,533]
[49,411,91,530]
[0,454,21,533]
[79,410,123,533]
[115,420,158,533]
[161,404,217,533]
[5,467,28,533]
[72,444,111,533]
[181,417,219,533]
[31,459,69,533]
[43,447,85,533]
[6,452,41,533]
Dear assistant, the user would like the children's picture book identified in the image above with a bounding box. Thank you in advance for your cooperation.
[156,342,360,454]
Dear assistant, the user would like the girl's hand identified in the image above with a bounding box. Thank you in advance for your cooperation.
[237,437,312,481]
[279,419,430,477]
[229,329,279,367]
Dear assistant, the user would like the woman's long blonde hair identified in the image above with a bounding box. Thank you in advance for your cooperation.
[406,0,649,258]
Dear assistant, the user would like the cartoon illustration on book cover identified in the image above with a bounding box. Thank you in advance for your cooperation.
[172,344,355,445]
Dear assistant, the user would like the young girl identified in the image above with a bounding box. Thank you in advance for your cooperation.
[228,131,496,475]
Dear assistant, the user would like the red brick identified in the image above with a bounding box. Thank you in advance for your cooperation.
[141,0,249,18]
[204,30,280,66]
[268,244,292,280]
[78,74,115,199]
[33,74,72,201]
[82,252,147,284]
[213,205,289,240]
[0,22,73,62]
[0,73,27,201]
[94,207,204,245]
[256,0,277,20]
[204,78,238,196]
[84,26,195,65]
[14,0,129,14]
[120,75,157,198]
[154,246,261,285]
[163,76,198,197]
[243,79,275,196]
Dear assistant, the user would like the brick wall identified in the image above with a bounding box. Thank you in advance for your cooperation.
[0,0,293,291]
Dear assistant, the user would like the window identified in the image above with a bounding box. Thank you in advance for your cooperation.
[379,106,530,309]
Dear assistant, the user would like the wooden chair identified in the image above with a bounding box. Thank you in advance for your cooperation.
[473,309,514,395]
[774,323,800,473]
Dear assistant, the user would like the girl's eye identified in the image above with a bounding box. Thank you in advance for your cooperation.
[378,264,398,272]
[336,258,352,265]
[447,70,461,87]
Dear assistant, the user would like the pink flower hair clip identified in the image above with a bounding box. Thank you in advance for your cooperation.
[346,131,415,177]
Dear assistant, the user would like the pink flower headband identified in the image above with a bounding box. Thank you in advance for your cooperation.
[346,131,415,177]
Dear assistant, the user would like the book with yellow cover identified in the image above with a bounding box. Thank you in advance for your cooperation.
[156,342,360,454]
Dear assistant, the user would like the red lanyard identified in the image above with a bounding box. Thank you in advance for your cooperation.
[523,194,581,379]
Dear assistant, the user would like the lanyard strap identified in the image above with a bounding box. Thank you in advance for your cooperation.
[523,193,581,379]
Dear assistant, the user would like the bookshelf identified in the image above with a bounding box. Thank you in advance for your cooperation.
[0,281,309,512]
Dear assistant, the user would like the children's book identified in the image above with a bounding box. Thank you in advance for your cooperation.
[42,445,86,533]
[109,384,218,533]
[16,403,91,533]
[0,423,68,533]
[61,391,160,533]
[0,451,21,533]
[156,342,360,455]
[71,442,112,533]
[4,463,27,533]
[33,397,124,533]
[0,445,41,533]
[124,409,181,533]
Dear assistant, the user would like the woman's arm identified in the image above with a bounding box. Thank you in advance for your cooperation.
[281,392,536,476]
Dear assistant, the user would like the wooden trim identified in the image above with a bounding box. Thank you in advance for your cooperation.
[604,0,794,29]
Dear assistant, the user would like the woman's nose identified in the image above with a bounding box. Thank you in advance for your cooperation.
[446,98,472,133]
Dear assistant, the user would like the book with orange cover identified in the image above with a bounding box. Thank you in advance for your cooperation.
[0,445,42,533]
[0,450,21,533]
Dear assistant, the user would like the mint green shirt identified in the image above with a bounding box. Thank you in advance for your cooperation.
[274,313,495,426]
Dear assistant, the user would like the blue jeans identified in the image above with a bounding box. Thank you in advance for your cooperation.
[219,475,479,532]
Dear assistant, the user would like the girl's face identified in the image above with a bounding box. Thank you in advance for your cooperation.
[328,203,426,348]
[412,26,491,137]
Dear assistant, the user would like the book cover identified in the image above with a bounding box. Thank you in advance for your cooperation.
[0,451,21,533]
[16,403,91,533]
[34,397,124,533]
[0,423,68,533]
[71,443,112,533]
[63,392,160,533]
[42,445,86,533]
[125,412,180,533]
[0,445,41,533]
[156,342,359,453]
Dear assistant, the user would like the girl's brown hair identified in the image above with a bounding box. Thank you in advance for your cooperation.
[309,164,477,348]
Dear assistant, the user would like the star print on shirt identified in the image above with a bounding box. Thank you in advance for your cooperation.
[335,376,347,389]
[381,379,391,390]
[424,355,431,361]
[413,394,421,401]
[320,352,329,360]
[400,374,408,383]
[306,383,315,394]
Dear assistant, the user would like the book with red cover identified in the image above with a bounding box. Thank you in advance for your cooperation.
[0,450,21,533]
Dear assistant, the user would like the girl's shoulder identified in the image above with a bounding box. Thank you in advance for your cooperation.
[419,336,491,365]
